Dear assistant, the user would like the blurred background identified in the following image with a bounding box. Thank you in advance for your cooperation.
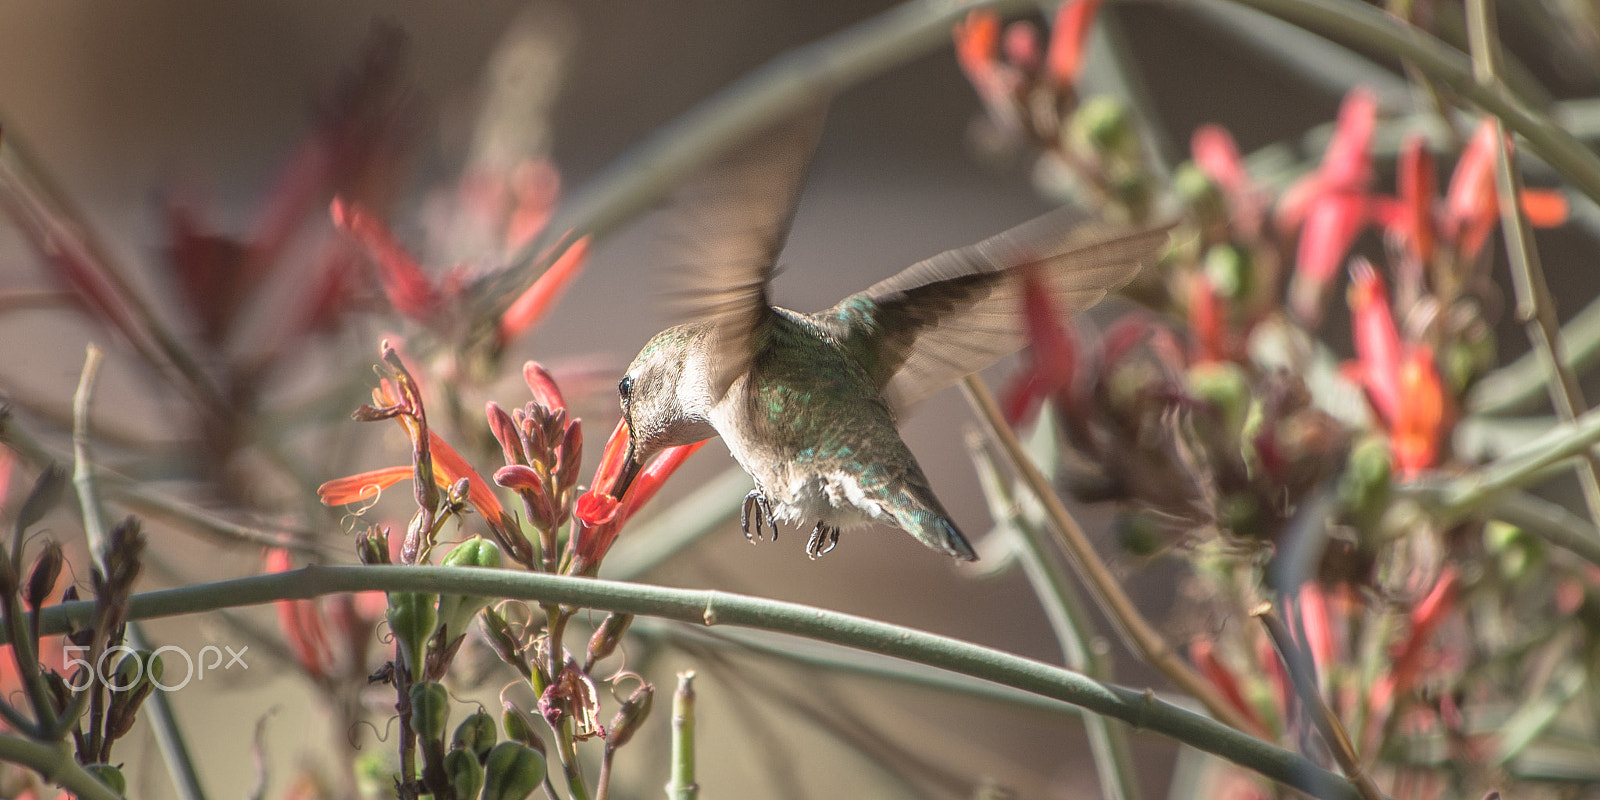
[3,1,1600,798]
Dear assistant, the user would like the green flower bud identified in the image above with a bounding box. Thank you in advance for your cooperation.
[1070,95,1138,161]
[437,538,503,641]
[85,764,126,794]
[387,591,439,678]
[452,710,498,763]
[24,541,63,610]
[446,747,485,800]
[502,703,545,754]
[482,741,546,800]
[1338,436,1393,532]
[1203,243,1252,302]
[1174,162,1226,230]
[409,681,451,745]
[358,526,392,566]
[1113,511,1165,557]
[1186,361,1251,441]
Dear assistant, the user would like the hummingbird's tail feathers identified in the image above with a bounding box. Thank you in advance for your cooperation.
[889,482,978,561]
[894,507,978,561]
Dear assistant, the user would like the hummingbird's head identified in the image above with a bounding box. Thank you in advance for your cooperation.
[613,325,718,496]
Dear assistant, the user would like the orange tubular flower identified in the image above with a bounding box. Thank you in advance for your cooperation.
[1279,88,1378,322]
[497,235,592,346]
[330,197,442,321]
[571,419,706,573]
[1344,261,1448,476]
[1045,0,1103,87]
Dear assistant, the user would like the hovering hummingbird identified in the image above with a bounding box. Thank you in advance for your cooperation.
[611,111,1172,561]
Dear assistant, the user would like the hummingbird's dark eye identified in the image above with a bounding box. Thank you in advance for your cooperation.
[618,376,633,399]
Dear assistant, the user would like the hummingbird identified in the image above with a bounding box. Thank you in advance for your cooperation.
[611,110,1172,561]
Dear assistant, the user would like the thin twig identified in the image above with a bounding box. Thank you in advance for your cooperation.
[967,428,1141,800]
[1221,0,1600,207]
[1464,0,1600,537]
[70,345,209,800]
[1254,604,1385,800]
[960,376,1264,736]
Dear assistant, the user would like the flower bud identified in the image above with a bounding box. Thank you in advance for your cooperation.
[480,608,531,680]
[446,747,485,799]
[358,526,392,566]
[482,741,547,800]
[584,613,633,672]
[606,682,654,750]
[556,421,583,494]
[1071,95,1138,161]
[1203,243,1252,303]
[494,465,557,530]
[1338,435,1393,532]
[1174,162,1227,232]
[452,709,498,763]
[487,401,527,466]
[85,764,126,794]
[409,681,451,745]
[25,540,63,610]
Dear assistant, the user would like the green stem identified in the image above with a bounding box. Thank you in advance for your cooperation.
[19,565,1366,800]
[668,671,697,800]
[1437,402,1600,515]
[1465,0,1600,532]
[0,733,124,800]
[967,427,1139,800]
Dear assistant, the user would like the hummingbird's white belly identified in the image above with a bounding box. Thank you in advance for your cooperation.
[769,469,892,530]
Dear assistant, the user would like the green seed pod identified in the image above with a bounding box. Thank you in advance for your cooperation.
[409,681,451,746]
[358,526,392,566]
[386,591,439,678]
[1338,435,1393,533]
[482,741,546,800]
[452,709,498,763]
[446,746,486,800]
[438,538,504,641]
[85,763,126,794]
[501,703,545,754]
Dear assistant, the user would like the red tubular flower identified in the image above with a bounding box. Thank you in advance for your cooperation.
[1188,273,1227,364]
[1345,260,1403,426]
[1297,582,1337,680]
[1396,134,1437,266]
[330,197,442,321]
[523,360,568,414]
[953,10,1002,86]
[1046,0,1102,87]
[1280,88,1378,322]
[504,159,561,254]
[497,236,592,346]
[1370,566,1459,714]
[1189,639,1268,735]
[1003,21,1041,74]
[571,420,706,573]
[1191,124,1263,237]
[1003,262,1084,426]
[265,549,335,681]
[1444,121,1499,260]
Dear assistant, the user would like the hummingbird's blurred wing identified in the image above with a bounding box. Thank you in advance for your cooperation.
[660,106,827,398]
[820,208,1173,415]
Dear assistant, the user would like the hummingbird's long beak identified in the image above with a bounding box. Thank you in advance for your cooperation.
[612,438,643,499]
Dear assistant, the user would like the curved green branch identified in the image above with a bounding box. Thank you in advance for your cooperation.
[12,565,1369,800]
[0,734,124,800]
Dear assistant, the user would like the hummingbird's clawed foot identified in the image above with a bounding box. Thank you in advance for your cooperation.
[741,490,778,542]
[805,522,840,559]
